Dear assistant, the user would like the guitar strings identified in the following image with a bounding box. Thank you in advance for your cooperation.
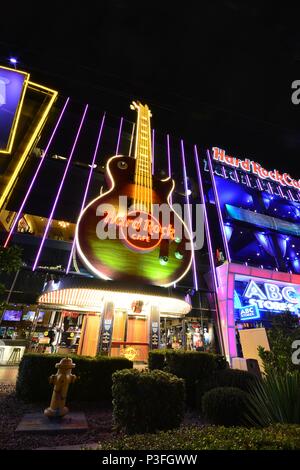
[133,103,153,214]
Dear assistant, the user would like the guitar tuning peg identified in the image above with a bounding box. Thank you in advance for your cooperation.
[130,101,138,110]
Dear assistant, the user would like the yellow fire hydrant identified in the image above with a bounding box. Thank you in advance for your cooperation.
[44,357,77,418]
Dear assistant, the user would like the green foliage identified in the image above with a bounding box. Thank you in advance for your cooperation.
[0,246,23,273]
[247,371,300,426]
[97,424,300,450]
[0,245,23,302]
[258,313,300,376]
[196,368,259,410]
[148,349,169,371]
[163,351,228,407]
[16,353,132,402]
[112,368,185,434]
[202,387,250,426]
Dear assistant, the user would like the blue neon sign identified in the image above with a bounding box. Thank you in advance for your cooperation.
[239,304,261,321]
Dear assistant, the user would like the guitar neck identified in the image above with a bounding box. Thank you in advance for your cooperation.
[131,101,153,212]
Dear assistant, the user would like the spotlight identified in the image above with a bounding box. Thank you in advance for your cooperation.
[9,57,17,68]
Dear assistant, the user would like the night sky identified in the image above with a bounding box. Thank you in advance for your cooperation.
[1,1,300,177]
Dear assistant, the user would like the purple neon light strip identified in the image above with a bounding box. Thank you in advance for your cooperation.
[194,145,218,289]
[115,117,123,154]
[4,98,70,248]
[206,149,231,262]
[152,129,155,174]
[287,188,297,201]
[268,182,274,194]
[257,178,263,191]
[166,134,172,205]
[245,174,251,187]
[234,169,239,183]
[66,112,106,274]
[32,104,89,271]
[180,139,198,291]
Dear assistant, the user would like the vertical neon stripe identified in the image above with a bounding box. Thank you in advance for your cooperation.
[3,97,70,248]
[180,139,198,291]
[32,104,89,271]
[166,134,172,204]
[206,149,231,262]
[66,112,106,273]
[194,145,218,289]
[128,122,135,157]
[115,117,123,155]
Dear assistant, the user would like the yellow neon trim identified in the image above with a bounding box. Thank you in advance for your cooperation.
[0,81,58,210]
[0,66,30,154]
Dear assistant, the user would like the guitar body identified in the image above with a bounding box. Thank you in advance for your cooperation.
[76,155,193,286]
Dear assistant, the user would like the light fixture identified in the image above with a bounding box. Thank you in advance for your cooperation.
[9,57,17,68]
[58,221,69,229]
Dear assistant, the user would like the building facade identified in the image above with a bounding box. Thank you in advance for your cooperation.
[0,65,299,365]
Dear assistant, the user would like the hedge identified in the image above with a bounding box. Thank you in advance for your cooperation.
[148,350,228,407]
[16,353,133,402]
[97,424,300,450]
[112,368,185,434]
[202,386,251,426]
[196,368,259,410]
[148,349,169,371]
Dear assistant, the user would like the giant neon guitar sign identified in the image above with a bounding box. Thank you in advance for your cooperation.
[75,101,193,286]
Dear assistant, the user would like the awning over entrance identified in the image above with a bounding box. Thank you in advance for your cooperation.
[38,276,191,316]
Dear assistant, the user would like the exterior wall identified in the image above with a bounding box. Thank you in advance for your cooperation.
[216,262,300,363]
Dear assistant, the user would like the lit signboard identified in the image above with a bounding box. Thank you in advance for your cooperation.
[0,66,29,154]
[239,304,261,321]
[212,146,300,191]
[234,275,300,321]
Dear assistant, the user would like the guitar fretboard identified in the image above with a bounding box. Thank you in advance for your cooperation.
[131,101,153,212]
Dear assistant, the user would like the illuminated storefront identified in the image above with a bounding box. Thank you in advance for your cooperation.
[1,64,299,365]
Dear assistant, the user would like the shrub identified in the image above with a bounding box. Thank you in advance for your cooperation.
[164,351,228,407]
[258,313,300,376]
[112,368,185,434]
[148,349,168,371]
[16,353,132,403]
[97,424,300,450]
[247,371,300,426]
[202,387,250,426]
[196,368,259,410]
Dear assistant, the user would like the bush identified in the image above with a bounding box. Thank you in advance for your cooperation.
[148,349,168,371]
[16,353,133,403]
[196,368,259,410]
[97,424,300,450]
[112,368,185,434]
[202,387,250,426]
[164,351,228,407]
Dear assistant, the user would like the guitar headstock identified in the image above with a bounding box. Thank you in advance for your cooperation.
[130,100,152,117]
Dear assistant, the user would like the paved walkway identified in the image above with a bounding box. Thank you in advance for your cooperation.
[0,366,18,385]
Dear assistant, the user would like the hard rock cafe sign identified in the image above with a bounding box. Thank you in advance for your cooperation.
[212,146,300,191]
